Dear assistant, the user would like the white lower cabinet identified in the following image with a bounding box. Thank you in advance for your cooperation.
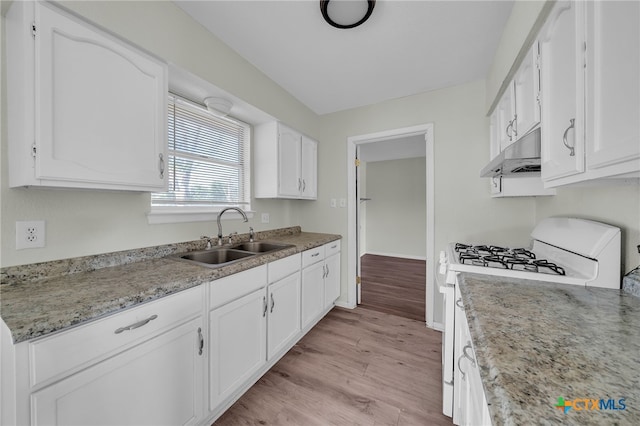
[267,255,302,360]
[26,286,204,426]
[324,245,341,307]
[453,285,491,426]
[301,241,341,331]
[32,317,203,426]
[208,287,267,410]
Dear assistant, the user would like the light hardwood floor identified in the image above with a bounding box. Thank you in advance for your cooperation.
[214,306,451,425]
[360,254,426,322]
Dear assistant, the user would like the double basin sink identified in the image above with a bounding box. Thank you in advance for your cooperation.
[168,241,295,269]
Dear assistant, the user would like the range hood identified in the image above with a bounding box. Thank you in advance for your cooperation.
[480,128,541,177]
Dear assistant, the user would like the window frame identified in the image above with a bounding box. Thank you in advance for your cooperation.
[147,94,252,224]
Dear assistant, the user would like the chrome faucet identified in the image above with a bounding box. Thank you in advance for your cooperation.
[217,207,248,246]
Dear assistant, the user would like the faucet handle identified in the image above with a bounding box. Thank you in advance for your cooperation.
[228,232,238,244]
[249,227,255,242]
[200,235,212,250]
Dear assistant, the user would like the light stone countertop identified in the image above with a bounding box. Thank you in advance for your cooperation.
[458,273,640,426]
[0,228,340,344]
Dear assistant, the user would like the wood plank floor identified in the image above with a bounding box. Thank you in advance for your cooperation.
[214,306,451,425]
[360,254,426,322]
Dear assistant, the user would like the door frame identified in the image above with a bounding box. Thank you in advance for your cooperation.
[345,123,435,328]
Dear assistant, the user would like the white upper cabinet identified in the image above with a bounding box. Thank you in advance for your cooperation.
[276,125,303,197]
[300,135,318,199]
[584,0,640,175]
[7,1,168,191]
[540,0,639,187]
[513,41,541,139]
[254,121,318,200]
[539,0,585,182]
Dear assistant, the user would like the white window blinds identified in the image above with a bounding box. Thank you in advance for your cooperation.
[152,94,250,208]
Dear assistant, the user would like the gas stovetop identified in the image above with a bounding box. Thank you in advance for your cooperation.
[454,243,566,276]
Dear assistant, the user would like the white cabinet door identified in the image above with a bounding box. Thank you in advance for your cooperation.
[300,135,318,199]
[301,261,325,330]
[32,317,203,426]
[540,1,585,182]
[324,252,341,308]
[208,288,266,410]
[496,84,516,151]
[514,41,541,138]
[585,0,640,173]
[267,272,301,360]
[17,2,167,190]
[277,124,302,197]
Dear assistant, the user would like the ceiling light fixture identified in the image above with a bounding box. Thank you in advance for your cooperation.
[204,97,233,117]
[320,0,376,29]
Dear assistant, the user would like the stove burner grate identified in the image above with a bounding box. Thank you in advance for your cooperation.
[454,243,565,276]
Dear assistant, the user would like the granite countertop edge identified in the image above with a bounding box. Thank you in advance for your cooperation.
[1,228,341,344]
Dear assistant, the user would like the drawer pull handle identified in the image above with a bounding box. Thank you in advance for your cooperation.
[311,252,320,257]
[457,353,467,381]
[114,314,158,334]
[198,327,204,356]
[562,118,576,156]
[330,244,337,249]
[262,296,268,317]
[463,343,476,367]
[270,293,275,313]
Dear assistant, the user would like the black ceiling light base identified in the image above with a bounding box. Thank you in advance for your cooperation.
[320,0,376,29]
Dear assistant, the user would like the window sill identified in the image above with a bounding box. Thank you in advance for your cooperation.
[147,207,254,225]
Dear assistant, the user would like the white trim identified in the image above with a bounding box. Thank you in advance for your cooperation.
[147,207,254,225]
[361,252,427,261]
[347,123,436,328]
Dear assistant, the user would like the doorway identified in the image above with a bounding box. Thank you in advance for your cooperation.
[346,124,436,328]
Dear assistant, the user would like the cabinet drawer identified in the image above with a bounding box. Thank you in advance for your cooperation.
[29,286,202,388]
[302,246,324,268]
[268,253,301,283]
[324,240,341,257]
[209,265,267,309]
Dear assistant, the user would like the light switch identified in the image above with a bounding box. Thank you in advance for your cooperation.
[339,198,346,208]
[330,198,337,208]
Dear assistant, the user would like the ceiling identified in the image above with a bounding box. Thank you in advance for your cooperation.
[174,0,514,116]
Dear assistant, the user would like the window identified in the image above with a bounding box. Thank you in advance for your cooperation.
[149,94,251,223]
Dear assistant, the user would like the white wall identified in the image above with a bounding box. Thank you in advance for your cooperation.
[364,157,426,258]
[0,1,317,267]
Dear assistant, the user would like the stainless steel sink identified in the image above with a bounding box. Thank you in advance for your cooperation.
[231,241,295,253]
[168,248,256,268]
[167,241,294,269]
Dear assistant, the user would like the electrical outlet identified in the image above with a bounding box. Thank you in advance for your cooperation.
[261,213,270,224]
[16,221,46,249]
[330,198,337,208]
